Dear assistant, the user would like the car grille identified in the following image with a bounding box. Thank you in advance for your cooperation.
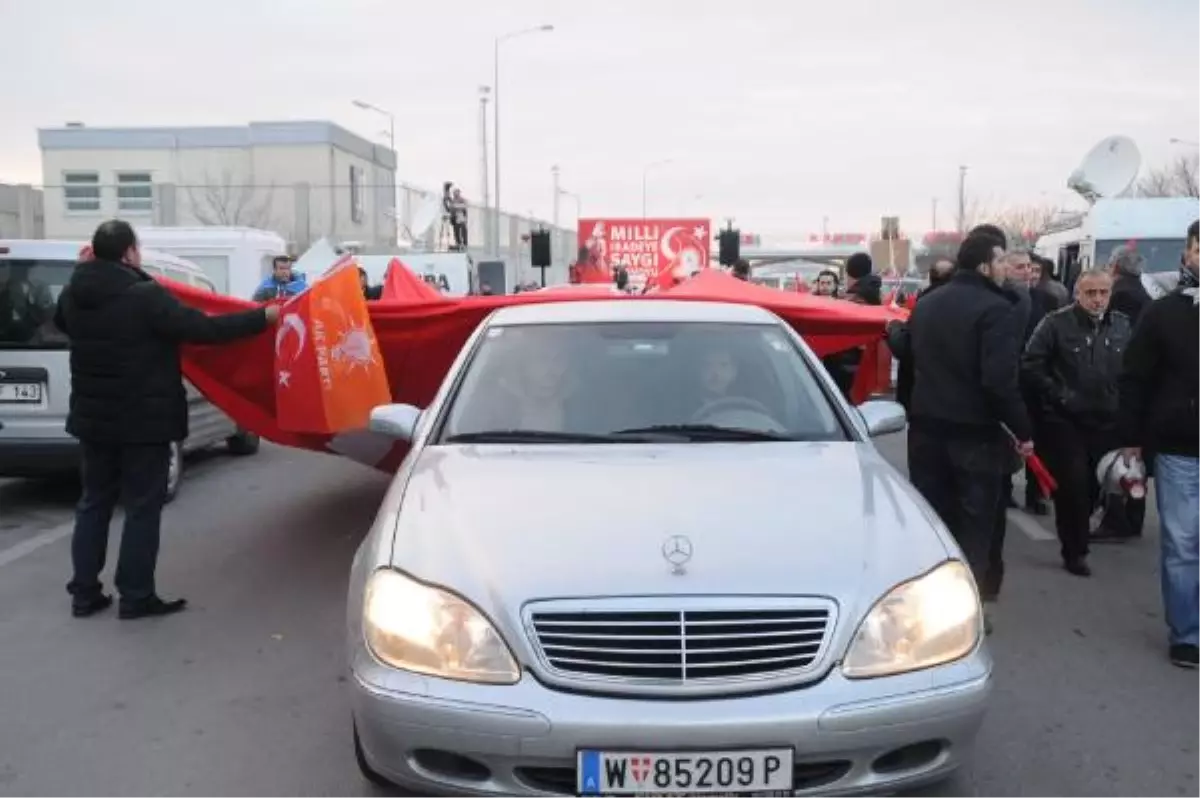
[527,602,834,690]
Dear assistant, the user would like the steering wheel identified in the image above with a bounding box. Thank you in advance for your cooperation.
[691,396,776,424]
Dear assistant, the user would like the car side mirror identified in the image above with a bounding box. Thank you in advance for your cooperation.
[368,403,422,441]
[857,399,907,438]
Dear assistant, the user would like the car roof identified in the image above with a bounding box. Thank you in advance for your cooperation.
[488,299,779,327]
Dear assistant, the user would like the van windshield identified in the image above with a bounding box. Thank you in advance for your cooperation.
[0,258,72,349]
[1095,238,1185,274]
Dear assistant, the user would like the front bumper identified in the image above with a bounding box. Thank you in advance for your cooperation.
[350,646,992,796]
[0,438,79,477]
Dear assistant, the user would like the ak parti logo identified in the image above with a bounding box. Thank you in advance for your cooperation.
[273,264,392,434]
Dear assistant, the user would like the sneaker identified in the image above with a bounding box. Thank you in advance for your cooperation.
[1169,644,1198,669]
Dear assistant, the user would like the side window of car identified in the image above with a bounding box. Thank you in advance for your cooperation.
[141,263,165,278]
[194,276,217,293]
[164,268,190,284]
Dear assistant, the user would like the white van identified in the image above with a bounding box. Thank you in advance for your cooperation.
[0,239,260,500]
[1035,197,1199,291]
[133,226,289,300]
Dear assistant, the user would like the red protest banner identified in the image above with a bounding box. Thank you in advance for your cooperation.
[577,218,711,290]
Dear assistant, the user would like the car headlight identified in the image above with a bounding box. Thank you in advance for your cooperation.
[842,560,982,679]
[363,569,520,685]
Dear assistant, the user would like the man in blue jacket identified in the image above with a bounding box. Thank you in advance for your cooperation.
[252,256,307,301]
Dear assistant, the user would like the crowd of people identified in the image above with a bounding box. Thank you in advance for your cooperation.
[885,220,1199,669]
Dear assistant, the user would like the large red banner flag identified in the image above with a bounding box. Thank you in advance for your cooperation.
[274,262,392,434]
[578,218,711,290]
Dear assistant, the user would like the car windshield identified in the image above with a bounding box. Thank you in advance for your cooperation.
[440,321,848,443]
[0,258,71,349]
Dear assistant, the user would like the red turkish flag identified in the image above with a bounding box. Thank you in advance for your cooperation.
[274,263,392,433]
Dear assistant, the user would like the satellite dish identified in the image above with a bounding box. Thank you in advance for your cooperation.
[1067,135,1141,203]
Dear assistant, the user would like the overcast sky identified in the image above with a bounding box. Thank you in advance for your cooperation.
[1,0,1195,237]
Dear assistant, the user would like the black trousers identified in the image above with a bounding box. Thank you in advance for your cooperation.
[1039,420,1114,561]
[908,428,1007,585]
[67,442,170,604]
[452,220,468,249]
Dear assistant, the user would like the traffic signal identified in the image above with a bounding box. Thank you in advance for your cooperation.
[718,227,741,266]
[531,229,552,268]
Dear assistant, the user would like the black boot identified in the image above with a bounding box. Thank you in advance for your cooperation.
[1063,557,1092,577]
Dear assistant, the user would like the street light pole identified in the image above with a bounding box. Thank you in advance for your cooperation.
[478,86,491,252]
[551,165,561,229]
[493,23,554,257]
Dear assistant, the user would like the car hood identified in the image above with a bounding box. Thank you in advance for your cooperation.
[388,442,953,623]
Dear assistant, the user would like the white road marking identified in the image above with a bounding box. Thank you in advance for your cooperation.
[0,519,75,569]
[1007,508,1056,541]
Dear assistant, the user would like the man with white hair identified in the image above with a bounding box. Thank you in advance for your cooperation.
[1108,245,1151,325]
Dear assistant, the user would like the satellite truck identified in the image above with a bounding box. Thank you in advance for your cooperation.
[1035,135,1199,295]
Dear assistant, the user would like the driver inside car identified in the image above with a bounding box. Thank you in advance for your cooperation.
[690,345,787,433]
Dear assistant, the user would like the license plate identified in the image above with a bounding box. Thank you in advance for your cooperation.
[0,383,41,403]
[577,749,793,796]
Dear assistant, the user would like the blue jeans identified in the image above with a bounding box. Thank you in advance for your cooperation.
[1155,454,1199,647]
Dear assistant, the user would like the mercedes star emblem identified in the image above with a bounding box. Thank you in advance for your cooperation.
[661,535,693,575]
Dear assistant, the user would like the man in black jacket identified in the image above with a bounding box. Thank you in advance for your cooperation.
[905,234,1033,600]
[1117,220,1199,669]
[887,257,954,411]
[56,220,277,620]
[1107,245,1151,326]
[1021,269,1133,577]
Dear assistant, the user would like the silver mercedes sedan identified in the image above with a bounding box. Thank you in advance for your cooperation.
[346,299,991,797]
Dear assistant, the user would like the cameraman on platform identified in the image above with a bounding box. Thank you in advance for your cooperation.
[443,182,468,251]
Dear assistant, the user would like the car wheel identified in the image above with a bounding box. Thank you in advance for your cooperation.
[226,429,261,456]
[164,442,183,504]
[353,723,395,790]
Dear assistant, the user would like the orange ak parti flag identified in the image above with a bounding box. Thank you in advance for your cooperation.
[274,262,392,434]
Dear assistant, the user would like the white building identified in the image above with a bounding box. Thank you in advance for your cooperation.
[0,183,43,238]
[38,121,397,250]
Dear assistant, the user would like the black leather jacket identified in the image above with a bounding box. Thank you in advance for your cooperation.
[1021,304,1132,426]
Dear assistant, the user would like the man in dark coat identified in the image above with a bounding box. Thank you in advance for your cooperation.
[1117,220,1200,669]
[1022,269,1133,577]
[1107,245,1151,326]
[56,220,277,620]
[903,233,1033,615]
[887,257,954,411]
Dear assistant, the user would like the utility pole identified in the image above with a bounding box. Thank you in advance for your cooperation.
[822,216,829,241]
[478,86,491,252]
[931,197,938,231]
[957,165,968,233]
[551,165,560,229]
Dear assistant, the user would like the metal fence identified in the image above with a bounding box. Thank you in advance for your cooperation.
[32,179,578,283]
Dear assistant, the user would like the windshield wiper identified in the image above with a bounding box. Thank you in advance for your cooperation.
[444,429,635,444]
[611,424,796,442]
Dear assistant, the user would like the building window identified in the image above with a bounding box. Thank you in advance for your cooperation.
[63,171,100,213]
[349,166,364,224]
[117,172,154,214]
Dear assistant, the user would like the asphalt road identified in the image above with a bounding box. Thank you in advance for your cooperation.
[0,437,1195,797]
